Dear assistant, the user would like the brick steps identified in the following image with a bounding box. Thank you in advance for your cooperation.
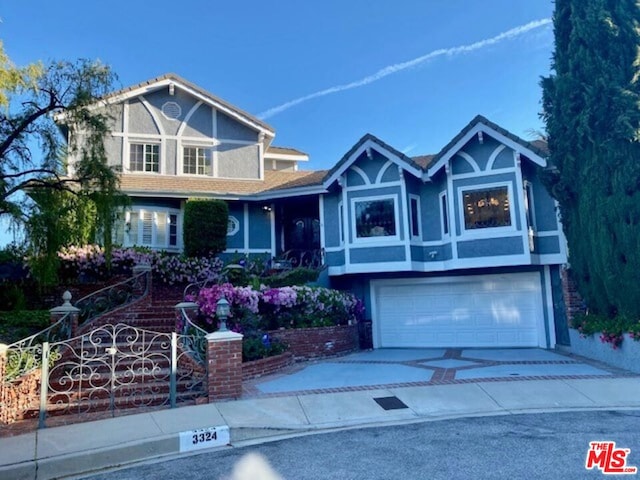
[40,285,206,418]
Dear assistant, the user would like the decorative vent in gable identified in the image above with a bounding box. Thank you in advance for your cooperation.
[161,101,182,120]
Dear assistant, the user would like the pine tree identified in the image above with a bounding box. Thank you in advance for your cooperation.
[541,0,640,317]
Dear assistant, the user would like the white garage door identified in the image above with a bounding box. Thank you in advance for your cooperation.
[374,272,545,348]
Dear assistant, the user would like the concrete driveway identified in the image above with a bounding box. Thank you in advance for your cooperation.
[246,348,617,396]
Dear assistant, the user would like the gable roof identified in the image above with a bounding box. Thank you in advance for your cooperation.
[265,145,309,162]
[426,115,547,178]
[103,73,275,138]
[323,133,423,187]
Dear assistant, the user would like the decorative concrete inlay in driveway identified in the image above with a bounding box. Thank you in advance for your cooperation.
[247,348,626,398]
[420,359,479,369]
[256,362,434,393]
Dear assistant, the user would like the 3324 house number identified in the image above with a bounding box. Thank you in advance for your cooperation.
[192,430,217,445]
[179,425,230,452]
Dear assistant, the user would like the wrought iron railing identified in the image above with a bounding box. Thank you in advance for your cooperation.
[182,276,217,302]
[75,268,150,326]
[38,323,207,428]
[176,304,208,365]
[4,313,72,382]
[272,248,324,271]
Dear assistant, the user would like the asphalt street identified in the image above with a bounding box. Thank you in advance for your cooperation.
[79,410,640,480]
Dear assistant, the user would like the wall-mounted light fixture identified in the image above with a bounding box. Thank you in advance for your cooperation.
[262,205,272,213]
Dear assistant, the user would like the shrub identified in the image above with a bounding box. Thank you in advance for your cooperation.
[242,334,287,362]
[0,310,50,344]
[572,313,640,349]
[262,267,320,288]
[183,200,228,257]
[195,284,365,331]
[57,245,223,285]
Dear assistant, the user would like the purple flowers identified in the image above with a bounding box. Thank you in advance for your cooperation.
[195,284,365,329]
[57,245,223,285]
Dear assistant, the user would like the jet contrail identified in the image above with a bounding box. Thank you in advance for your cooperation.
[258,18,552,120]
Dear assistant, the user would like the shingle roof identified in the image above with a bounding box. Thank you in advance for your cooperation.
[105,73,275,135]
[411,154,436,169]
[265,146,308,156]
[119,169,326,198]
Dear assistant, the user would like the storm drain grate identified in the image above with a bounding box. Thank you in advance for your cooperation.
[373,396,409,410]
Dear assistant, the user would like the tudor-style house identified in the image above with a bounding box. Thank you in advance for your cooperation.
[65,73,569,351]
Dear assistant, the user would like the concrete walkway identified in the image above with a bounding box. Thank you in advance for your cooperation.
[1,350,639,480]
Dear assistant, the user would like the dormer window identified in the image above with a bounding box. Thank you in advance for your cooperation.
[130,143,159,173]
[183,147,213,176]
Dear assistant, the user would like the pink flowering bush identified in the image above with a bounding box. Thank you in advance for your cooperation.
[195,284,365,332]
[57,245,223,285]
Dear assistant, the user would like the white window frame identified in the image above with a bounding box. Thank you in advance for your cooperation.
[457,181,517,239]
[439,191,450,238]
[350,194,401,245]
[181,145,214,176]
[408,194,422,240]
[128,141,161,174]
[125,207,182,251]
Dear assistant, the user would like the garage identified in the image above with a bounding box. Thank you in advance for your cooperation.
[372,272,547,348]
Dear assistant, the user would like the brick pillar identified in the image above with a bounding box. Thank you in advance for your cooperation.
[50,291,81,338]
[560,267,586,325]
[206,331,244,401]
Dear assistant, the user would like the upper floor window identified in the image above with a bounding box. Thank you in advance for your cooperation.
[130,144,159,173]
[183,147,212,175]
[462,186,512,230]
[409,195,421,239]
[352,196,399,241]
[440,191,449,237]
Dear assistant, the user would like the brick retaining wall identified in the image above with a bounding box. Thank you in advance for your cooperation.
[242,352,294,380]
[269,324,358,361]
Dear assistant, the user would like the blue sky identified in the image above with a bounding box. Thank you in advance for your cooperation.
[0,0,555,244]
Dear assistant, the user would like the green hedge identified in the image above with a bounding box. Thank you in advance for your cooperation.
[183,199,229,257]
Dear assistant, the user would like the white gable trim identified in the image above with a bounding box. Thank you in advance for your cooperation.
[323,139,422,188]
[425,123,546,179]
[83,78,275,139]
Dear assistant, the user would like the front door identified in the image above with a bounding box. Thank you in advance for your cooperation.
[286,217,320,250]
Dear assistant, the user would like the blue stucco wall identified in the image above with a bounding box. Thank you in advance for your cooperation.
[248,204,271,250]
[326,250,345,266]
[182,103,213,138]
[535,235,561,255]
[411,243,453,262]
[350,246,406,263]
[217,111,258,142]
[522,163,560,232]
[322,193,341,248]
[457,236,524,258]
[128,99,160,135]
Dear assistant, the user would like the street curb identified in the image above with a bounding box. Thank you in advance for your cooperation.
[6,406,635,480]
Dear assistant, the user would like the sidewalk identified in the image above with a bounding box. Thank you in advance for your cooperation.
[2,376,640,480]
